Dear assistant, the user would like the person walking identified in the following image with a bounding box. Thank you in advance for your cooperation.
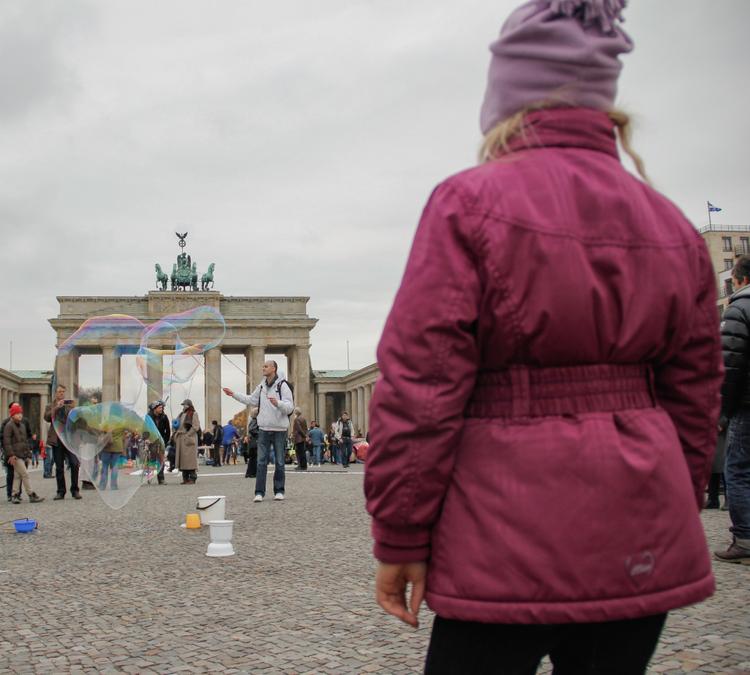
[211,420,223,467]
[244,410,259,479]
[308,421,325,467]
[3,404,44,504]
[147,400,171,485]
[292,407,309,471]
[222,420,239,466]
[715,255,750,563]
[364,2,723,672]
[335,412,354,469]
[45,384,81,500]
[174,399,200,484]
[223,360,294,502]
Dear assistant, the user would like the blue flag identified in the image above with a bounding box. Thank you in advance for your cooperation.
[708,201,722,213]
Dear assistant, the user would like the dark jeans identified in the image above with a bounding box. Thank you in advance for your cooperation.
[53,443,80,496]
[212,444,222,466]
[425,614,667,675]
[340,437,353,467]
[43,448,54,477]
[245,446,257,477]
[295,441,308,469]
[4,461,14,499]
[255,430,287,497]
[726,411,750,540]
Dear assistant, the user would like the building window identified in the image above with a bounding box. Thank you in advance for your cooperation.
[725,259,734,271]
[741,237,750,254]
[723,237,733,252]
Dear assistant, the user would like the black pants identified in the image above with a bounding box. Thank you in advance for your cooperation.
[4,461,14,499]
[707,472,723,504]
[212,445,222,466]
[53,444,80,496]
[424,614,667,675]
[245,446,257,477]
[295,441,308,469]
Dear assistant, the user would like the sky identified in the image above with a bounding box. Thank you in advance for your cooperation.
[1,0,748,420]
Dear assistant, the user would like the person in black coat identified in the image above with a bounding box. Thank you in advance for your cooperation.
[716,255,750,563]
[147,400,171,485]
[245,411,259,478]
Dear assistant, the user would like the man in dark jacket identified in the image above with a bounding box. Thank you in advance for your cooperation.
[245,411,259,478]
[3,404,44,503]
[716,255,750,563]
[1,401,34,502]
[45,384,81,500]
[147,400,171,485]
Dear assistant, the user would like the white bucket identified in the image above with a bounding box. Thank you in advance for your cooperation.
[196,495,226,526]
[206,519,235,557]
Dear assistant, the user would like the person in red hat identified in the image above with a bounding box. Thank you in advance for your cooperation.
[2,404,44,504]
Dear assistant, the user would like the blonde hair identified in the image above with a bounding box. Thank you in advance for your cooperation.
[479,107,649,184]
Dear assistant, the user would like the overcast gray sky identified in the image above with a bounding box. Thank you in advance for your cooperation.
[1,1,748,419]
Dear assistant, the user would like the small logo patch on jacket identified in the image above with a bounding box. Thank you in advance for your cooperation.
[625,552,655,580]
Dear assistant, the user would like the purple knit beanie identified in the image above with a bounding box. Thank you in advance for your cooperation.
[480,0,633,135]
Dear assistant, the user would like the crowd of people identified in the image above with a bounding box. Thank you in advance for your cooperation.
[1,359,365,504]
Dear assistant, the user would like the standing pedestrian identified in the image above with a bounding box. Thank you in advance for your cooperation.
[223,360,294,502]
[335,412,354,468]
[147,400,171,485]
[174,399,200,484]
[3,404,44,504]
[211,420,223,467]
[308,421,325,467]
[292,407,308,471]
[365,1,723,671]
[244,409,259,479]
[222,420,239,465]
[715,255,750,563]
[45,385,81,500]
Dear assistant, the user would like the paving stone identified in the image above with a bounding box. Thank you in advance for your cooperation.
[2,465,749,672]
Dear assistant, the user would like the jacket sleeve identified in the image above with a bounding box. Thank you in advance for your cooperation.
[364,182,481,563]
[232,385,261,407]
[43,405,53,424]
[719,301,750,421]
[653,240,723,509]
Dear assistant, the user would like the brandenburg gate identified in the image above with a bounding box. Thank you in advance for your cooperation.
[48,291,317,423]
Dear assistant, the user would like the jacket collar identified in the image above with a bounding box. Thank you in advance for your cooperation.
[506,108,619,159]
[730,284,750,302]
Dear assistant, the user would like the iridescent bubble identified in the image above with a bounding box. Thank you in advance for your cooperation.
[61,402,164,510]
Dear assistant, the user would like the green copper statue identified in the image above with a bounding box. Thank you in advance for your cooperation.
[155,232,215,292]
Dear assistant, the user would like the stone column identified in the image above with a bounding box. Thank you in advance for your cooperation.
[245,345,266,394]
[39,392,49,438]
[290,345,312,419]
[346,390,353,418]
[146,352,163,405]
[351,388,358,429]
[364,384,372,435]
[357,387,365,436]
[204,347,222,426]
[317,392,326,428]
[0,388,6,414]
[55,349,79,397]
[102,347,121,403]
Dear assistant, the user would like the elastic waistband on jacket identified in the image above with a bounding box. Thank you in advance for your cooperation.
[465,363,655,419]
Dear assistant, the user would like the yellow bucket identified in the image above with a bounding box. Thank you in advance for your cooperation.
[185,513,201,529]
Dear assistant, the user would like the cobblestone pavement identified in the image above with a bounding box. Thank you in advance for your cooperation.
[1,463,748,674]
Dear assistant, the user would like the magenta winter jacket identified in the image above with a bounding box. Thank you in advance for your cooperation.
[365,108,723,625]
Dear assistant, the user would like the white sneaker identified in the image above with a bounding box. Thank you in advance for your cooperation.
[274,493,285,501]
[253,494,263,503]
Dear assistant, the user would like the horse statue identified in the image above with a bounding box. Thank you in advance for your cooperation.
[191,262,199,292]
[155,264,168,291]
[201,263,216,291]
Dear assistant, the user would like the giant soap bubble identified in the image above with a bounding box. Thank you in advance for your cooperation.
[60,402,165,510]
[51,306,226,507]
